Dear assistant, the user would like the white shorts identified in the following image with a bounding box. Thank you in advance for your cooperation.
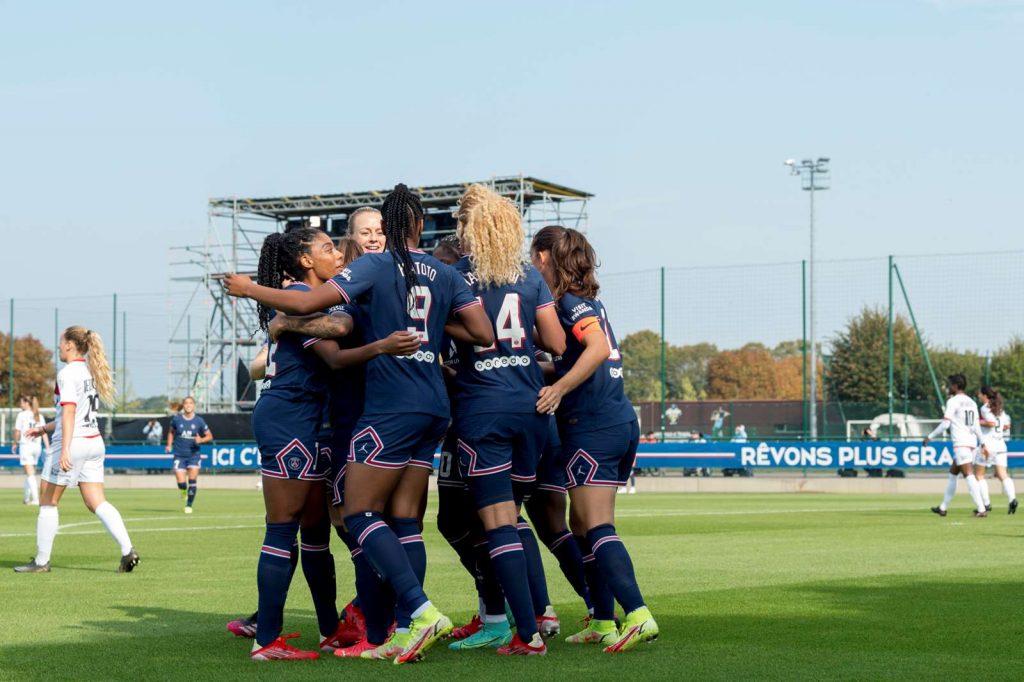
[18,441,42,466]
[953,445,976,467]
[41,437,105,487]
[976,441,1008,468]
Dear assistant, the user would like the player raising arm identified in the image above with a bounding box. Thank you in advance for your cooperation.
[227,184,493,665]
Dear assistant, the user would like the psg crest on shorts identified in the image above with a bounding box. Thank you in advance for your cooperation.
[287,456,303,471]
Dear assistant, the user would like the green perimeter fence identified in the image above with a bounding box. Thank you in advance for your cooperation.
[2,251,1023,442]
[600,250,1024,440]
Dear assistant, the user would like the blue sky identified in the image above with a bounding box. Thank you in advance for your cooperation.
[2,1,1022,396]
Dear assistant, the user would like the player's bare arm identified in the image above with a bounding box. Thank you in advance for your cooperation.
[269,311,353,341]
[223,274,340,315]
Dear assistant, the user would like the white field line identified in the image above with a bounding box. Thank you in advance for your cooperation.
[0,523,263,539]
[55,513,256,531]
[615,505,922,518]
[1,506,924,538]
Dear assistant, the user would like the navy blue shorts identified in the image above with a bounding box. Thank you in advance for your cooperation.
[172,454,202,471]
[456,411,548,508]
[327,417,359,506]
[253,395,328,481]
[437,429,466,490]
[535,417,566,494]
[348,413,448,471]
[563,420,640,489]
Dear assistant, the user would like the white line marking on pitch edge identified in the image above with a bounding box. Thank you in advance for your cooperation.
[616,506,921,518]
[55,513,256,531]
[0,523,263,539]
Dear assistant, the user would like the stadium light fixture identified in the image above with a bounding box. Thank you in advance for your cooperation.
[785,156,830,440]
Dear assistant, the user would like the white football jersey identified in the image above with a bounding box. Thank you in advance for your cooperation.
[15,409,46,445]
[980,404,998,440]
[1004,412,1013,437]
[941,393,981,446]
[53,359,101,446]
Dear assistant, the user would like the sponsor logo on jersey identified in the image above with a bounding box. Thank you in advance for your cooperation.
[473,355,532,372]
[396,350,437,363]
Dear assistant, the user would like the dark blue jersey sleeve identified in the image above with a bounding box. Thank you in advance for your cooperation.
[329,256,376,304]
[449,267,479,315]
[536,276,555,312]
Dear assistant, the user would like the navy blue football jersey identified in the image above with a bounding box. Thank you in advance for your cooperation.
[261,283,330,400]
[169,414,208,456]
[553,293,635,432]
[452,257,553,415]
[328,250,479,417]
[326,302,367,428]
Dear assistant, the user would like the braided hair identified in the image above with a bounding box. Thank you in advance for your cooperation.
[255,227,321,331]
[380,183,423,311]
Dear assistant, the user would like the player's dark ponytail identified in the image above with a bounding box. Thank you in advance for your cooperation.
[381,183,423,312]
[981,385,1003,416]
[256,228,321,331]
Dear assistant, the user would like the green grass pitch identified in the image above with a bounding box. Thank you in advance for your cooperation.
[1,488,1022,680]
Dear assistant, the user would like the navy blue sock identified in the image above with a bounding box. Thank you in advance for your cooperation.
[389,517,425,629]
[543,529,593,609]
[487,525,537,640]
[186,481,197,507]
[255,520,300,646]
[473,535,507,617]
[517,517,550,615]
[176,481,187,492]
[576,535,615,621]
[300,521,339,638]
[337,526,392,645]
[587,524,645,615]
[344,512,427,623]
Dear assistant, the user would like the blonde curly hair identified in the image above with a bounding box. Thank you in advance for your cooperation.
[456,183,525,288]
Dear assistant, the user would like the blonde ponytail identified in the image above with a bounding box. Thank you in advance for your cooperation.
[64,326,116,405]
[30,397,41,422]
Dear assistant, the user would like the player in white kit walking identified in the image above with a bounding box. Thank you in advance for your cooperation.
[925,374,987,518]
[973,386,1017,515]
[14,326,140,573]
[13,396,49,505]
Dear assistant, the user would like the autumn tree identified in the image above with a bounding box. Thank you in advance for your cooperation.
[0,333,55,404]
[706,344,778,399]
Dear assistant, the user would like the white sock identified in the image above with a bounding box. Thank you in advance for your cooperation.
[36,505,59,565]
[940,474,958,511]
[1002,478,1016,502]
[409,600,432,620]
[965,476,985,512]
[28,474,39,503]
[94,501,133,555]
[24,476,31,500]
[978,478,992,507]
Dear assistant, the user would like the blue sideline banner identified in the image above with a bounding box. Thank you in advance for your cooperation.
[2,441,1022,470]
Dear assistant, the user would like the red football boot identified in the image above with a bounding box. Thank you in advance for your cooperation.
[250,634,320,661]
[450,614,482,641]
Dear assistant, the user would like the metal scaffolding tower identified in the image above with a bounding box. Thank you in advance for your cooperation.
[167,175,592,412]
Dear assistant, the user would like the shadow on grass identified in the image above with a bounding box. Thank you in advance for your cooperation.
[3,578,1023,681]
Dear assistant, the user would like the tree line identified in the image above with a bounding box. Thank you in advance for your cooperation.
[621,308,1024,405]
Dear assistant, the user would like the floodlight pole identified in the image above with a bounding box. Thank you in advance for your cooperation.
[786,158,830,440]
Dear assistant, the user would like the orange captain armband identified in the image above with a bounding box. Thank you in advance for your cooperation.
[571,316,601,342]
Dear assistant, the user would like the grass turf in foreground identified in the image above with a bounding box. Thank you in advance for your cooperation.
[0,489,1021,681]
